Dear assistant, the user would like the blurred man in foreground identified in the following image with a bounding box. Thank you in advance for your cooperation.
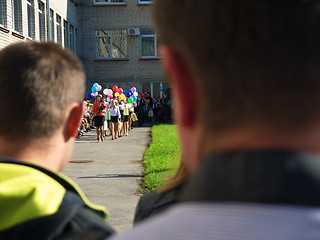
[0,42,114,239]
[111,0,320,239]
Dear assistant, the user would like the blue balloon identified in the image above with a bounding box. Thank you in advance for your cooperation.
[123,90,128,94]
[87,92,93,99]
[91,86,98,93]
[93,83,99,88]
[132,96,137,101]
[125,91,131,98]
[107,97,110,102]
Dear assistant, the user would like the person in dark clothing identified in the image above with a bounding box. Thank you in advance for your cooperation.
[133,160,190,224]
[110,1,320,240]
[136,94,146,126]
[0,42,114,239]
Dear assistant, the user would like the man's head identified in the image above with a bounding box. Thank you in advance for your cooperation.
[0,42,85,140]
[153,1,320,169]
[0,42,85,171]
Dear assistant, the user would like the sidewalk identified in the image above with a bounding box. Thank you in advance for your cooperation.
[62,126,151,232]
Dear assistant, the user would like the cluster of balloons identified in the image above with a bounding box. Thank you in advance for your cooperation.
[86,83,102,99]
[86,83,139,104]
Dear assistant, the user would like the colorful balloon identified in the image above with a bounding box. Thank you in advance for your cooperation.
[131,87,137,92]
[125,92,131,98]
[91,86,98,93]
[91,92,98,97]
[107,89,113,97]
[97,85,102,91]
[120,93,126,100]
[112,86,118,92]
[133,92,138,97]
[132,96,137,101]
[114,92,120,97]
[128,97,134,104]
[117,88,123,94]
[103,89,109,95]
[86,92,93,99]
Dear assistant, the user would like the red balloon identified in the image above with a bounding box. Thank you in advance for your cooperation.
[112,86,118,92]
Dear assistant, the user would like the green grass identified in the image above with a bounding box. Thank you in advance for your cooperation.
[140,124,181,193]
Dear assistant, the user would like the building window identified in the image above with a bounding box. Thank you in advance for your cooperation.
[63,20,69,48]
[96,30,128,59]
[139,0,152,4]
[49,9,54,41]
[12,0,22,33]
[69,24,75,52]
[94,0,125,5]
[38,0,45,41]
[0,0,6,27]
[56,14,62,43]
[26,0,35,38]
[140,29,159,58]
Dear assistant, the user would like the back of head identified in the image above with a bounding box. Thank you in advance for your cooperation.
[0,42,85,140]
[153,0,320,134]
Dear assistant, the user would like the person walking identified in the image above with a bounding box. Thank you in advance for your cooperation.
[109,100,121,140]
[92,94,106,143]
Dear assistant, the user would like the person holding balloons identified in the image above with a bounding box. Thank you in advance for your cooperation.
[92,94,106,143]
[109,99,121,140]
[118,99,125,137]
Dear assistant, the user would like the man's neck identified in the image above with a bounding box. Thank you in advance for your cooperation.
[0,135,68,172]
[188,123,320,172]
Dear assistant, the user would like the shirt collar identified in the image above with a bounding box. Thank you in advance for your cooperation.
[181,150,320,206]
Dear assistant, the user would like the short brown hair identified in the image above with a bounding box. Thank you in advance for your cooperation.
[0,42,85,140]
[153,1,320,133]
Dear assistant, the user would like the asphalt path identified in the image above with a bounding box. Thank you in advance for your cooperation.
[62,126,151,232]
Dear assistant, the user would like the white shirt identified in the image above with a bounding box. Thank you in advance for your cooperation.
[119,102,125,110]
[109,203,320,240]
[109,106,120,117]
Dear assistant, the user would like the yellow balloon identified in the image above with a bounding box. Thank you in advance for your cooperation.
[114,92,120,97]
[120,94,126,100]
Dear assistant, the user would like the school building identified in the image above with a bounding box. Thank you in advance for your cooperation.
[0,0,168,97]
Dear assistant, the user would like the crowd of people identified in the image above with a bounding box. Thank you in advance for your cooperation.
[79,90,173,142]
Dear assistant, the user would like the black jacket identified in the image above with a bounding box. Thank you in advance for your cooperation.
[0,160,115,240]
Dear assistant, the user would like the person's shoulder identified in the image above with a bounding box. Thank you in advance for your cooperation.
[133,188,181,224]
[110,203,320,240]
[0,197,115,240]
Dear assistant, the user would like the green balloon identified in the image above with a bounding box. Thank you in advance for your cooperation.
[128,97,134,103]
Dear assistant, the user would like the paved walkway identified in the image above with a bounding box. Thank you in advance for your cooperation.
[62,126,151,232]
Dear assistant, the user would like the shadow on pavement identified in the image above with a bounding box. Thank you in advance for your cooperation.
[79,173,144,179]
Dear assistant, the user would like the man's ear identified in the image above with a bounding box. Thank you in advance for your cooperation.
[160,46,197,127]
[64,102,84,140]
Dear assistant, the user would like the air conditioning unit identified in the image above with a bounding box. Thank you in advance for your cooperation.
[128,28,140,36]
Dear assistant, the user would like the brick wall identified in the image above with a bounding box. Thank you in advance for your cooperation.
[79,0,167,96]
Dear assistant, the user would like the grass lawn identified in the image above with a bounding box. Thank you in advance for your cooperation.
[140,124,181,193]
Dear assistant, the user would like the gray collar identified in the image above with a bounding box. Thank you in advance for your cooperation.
[181,150,320,206]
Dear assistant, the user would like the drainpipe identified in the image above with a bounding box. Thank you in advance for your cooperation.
[46,0,51,41]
